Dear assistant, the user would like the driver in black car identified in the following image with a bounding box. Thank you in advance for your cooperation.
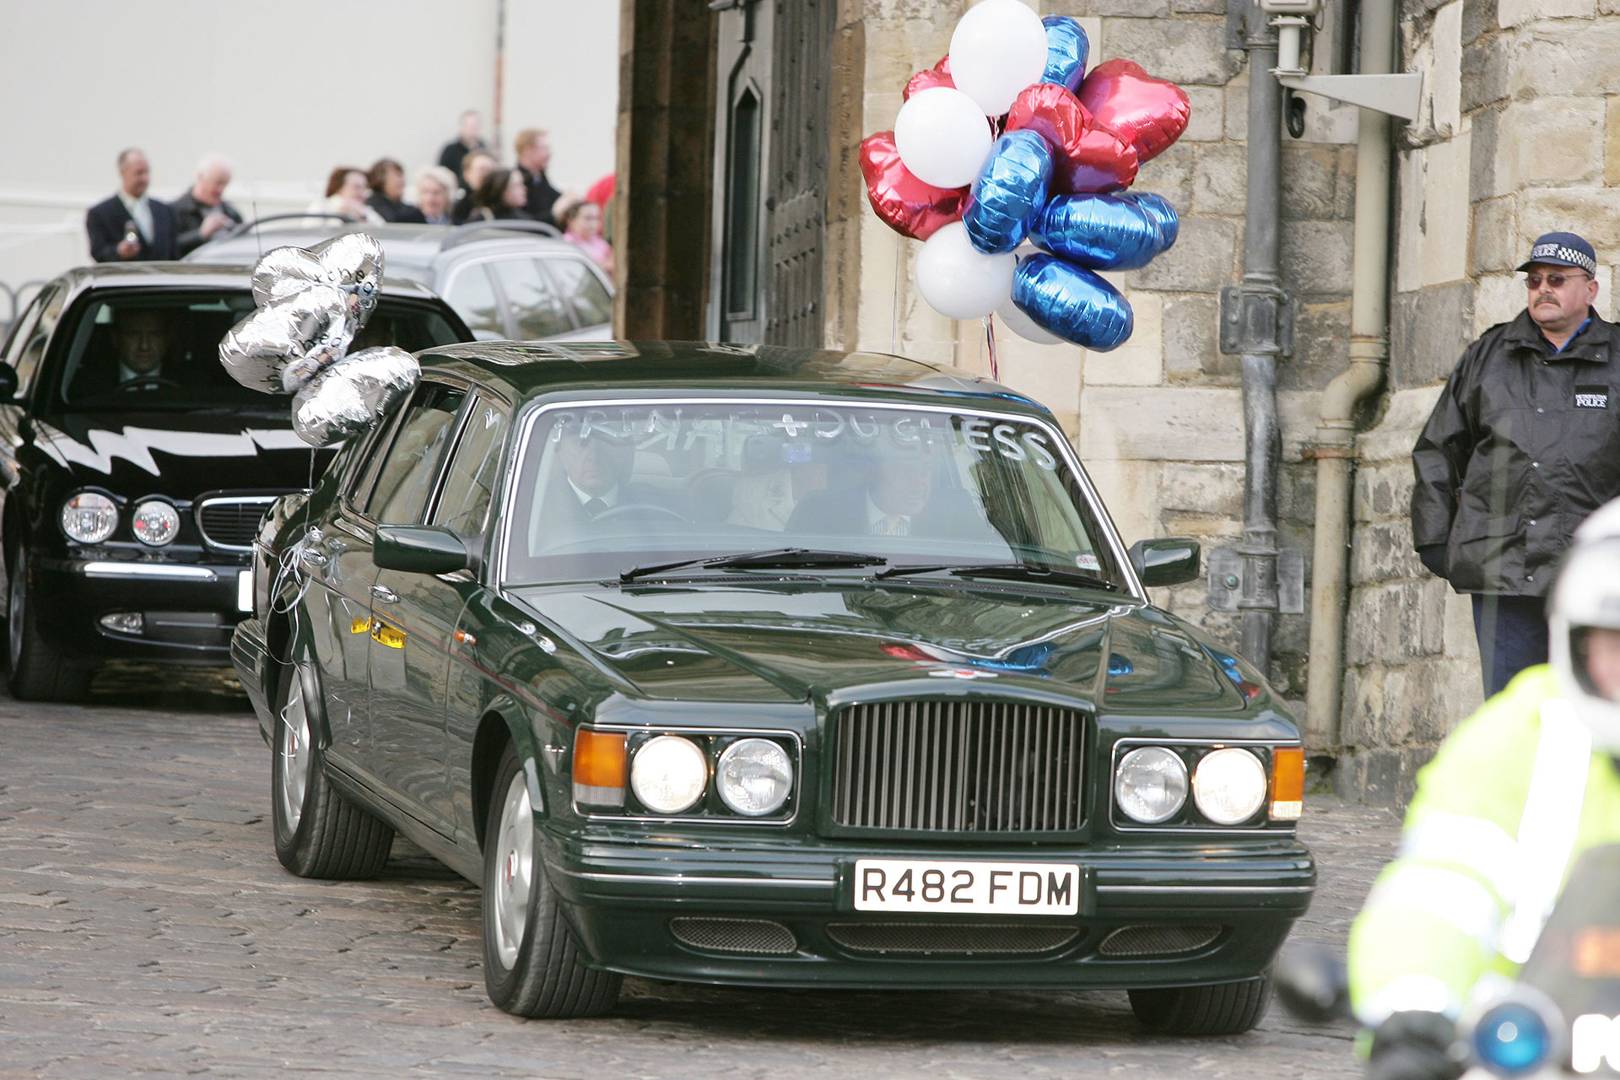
[112,308,170,388]
[543,425,673,533]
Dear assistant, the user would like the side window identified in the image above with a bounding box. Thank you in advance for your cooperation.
[433,396,510,537]
[489,258,574,339]
[443,265,505,340]
[8,284,65,393]
[362,383,468,524]
[545,256,613,329]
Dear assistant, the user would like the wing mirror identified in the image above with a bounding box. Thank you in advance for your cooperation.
[1127,537,1200,587]
[374,525,472,576]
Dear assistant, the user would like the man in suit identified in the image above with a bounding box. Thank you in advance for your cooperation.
[86,148,178,262]
[438,110,487,181]
[540,426,673,541]
[785,446,991,540]
[170,154,242,256]
[515,128,562,228]
[70,307,172,400]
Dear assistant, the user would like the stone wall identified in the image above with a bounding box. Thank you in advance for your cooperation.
[1335,0,1620,803]
[831,0,1362,717]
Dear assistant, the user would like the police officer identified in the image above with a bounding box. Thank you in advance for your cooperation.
[1347,499,1620,1080]
[1411,232,1620,697]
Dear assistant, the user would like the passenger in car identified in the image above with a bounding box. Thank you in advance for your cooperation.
[785,448,987,540]
[542,427,676,535]
[74,308,173,399]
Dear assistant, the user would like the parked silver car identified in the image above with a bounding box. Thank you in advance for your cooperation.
[187,218,614,342]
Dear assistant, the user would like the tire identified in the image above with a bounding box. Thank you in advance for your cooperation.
[482,742,620,1018]
[1128,974,1273,1036]
[270,652,393,878]
[7,545,91,702]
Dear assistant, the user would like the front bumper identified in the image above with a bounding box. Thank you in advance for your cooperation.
[543,829,1314,989]
[36,553,253,664]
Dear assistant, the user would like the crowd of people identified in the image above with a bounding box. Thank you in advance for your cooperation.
[86,110,617,274]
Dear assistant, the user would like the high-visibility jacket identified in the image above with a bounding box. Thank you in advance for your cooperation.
[1348,665,1620,1023]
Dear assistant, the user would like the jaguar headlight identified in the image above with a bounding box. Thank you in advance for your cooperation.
[629,735,708,815]
[131,499,180,547]
[1193,747,1269,825]
[1115,746,1188,824]
[716,738,792,817]
[61,491,118,544]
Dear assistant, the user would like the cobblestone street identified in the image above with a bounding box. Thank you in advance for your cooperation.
[0,667,1401,1079]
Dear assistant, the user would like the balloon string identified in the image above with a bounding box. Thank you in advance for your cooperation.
[984,314,999,382]
[889,228,903,355]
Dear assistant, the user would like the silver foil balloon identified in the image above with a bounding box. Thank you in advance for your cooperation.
[964,130,1055,255]
[1031,192,1179,271]
[291,346,419,446]
[1012,252,1134,351]
[218,285,357,394]
[249,234,384,326]
[1041,16,1089,93]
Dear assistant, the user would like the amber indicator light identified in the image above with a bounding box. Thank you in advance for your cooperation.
[1269,746,1305,821]
[572,729,628,807]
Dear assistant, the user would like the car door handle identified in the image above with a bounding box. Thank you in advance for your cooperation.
[370,584,399,604]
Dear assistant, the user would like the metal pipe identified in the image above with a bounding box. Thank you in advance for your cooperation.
[1238,3,1284,674]
[1304,0,1396,748]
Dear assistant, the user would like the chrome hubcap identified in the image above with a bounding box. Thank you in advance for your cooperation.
[277,671,311,832]
[491,772,534,970]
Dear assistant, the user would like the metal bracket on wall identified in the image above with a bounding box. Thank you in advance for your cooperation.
[1218,285,1295,358]
[1208,547,1306,615]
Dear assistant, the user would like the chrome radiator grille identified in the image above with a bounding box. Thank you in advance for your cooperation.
[195,496,279,550]
[831,700,1086,833]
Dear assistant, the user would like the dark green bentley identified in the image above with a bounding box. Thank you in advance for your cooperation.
[232,341,1313,1031]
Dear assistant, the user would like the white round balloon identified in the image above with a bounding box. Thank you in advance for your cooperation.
[998,245,1063,345]
[916,221,1016,321]
[894,87,993,189]
[949,0,1050,116]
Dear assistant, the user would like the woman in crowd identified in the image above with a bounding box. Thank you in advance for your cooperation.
[558,195,614,275]
[465,167,528,223]
[451,149,498,224]
[308,166,384,224]
[366,158,426,223]
[414,165,457,226]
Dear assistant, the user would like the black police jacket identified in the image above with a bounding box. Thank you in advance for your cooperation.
[1411,307,1620,597]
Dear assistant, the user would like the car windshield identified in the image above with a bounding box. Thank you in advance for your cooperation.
[50,290,462,411]
[502,401,1124,587]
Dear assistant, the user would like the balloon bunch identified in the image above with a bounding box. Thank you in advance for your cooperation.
[859,0,1191,352]
[218,234,420,446]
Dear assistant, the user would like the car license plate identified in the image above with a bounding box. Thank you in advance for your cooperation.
[853,858,1080,916]
[237,570,253,613]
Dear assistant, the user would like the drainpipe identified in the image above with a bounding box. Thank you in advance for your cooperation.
[1304,0,1396,749]
[1235,4,1286,675]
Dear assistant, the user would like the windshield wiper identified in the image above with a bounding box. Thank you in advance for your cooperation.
[619,547,889,583]
[875,561,1119,591]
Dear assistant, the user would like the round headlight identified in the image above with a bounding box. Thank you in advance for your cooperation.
[629,735,708,815]
[716,738,793,817]
[1193,747,1268,825]
[1115,746,1188,824]
[61,491,118,544]
[131,499,180,547]
[1473,997,1558,1077]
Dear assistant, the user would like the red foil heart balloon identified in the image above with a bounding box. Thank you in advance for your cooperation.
[1005,83,1139,195]
[1078,58,1192,165]
[903,54,954,101]
[859,130,968,241]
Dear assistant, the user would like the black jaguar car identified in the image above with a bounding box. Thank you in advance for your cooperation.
[0,263,469,700]
[234,341,1313,1031]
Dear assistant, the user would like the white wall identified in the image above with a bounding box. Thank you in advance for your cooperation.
[0,0,618,298]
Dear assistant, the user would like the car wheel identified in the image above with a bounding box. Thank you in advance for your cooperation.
[482,742,621,1018]
[270,652,393,878]
[6,546,91,703]
[1128,974,1273,1036]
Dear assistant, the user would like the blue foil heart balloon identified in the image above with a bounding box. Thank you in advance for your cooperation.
[1013,252,1134,351]
[963,130,1054,255]
[1031,191,1179,271]
[1041,16,1090,92]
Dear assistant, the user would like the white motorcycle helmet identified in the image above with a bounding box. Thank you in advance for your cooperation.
[1549,499,1620,752]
